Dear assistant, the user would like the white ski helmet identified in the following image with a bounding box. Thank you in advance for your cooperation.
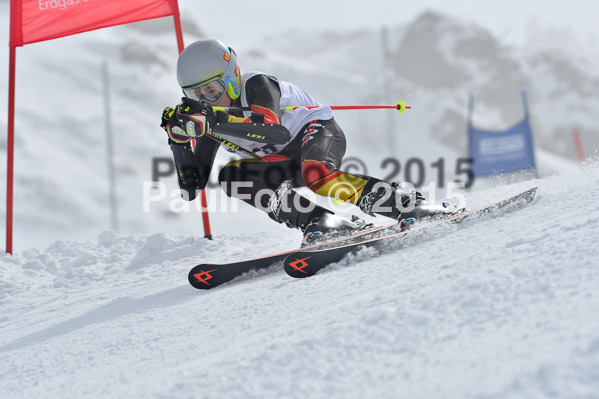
[177,39,242,104]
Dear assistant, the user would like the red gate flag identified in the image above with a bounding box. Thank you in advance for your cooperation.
[10,0,180,46]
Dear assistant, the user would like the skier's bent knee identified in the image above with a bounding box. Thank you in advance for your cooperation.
[301,160,337,192]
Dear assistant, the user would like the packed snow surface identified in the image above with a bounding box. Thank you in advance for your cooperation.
[1,165,598,398]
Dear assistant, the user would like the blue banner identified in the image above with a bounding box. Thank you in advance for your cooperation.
[468,118,537,177]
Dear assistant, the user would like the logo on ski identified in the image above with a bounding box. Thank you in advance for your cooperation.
[288,256,312,274]
[193,269,217,286]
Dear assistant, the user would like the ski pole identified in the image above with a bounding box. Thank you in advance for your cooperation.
[214,101,410,115]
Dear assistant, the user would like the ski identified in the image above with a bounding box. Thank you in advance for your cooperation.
[188,187,535,289]
[187,222,398,289]
[188,205,465,289]
[284,187,537,278]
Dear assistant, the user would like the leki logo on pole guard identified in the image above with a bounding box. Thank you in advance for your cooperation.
[289,256,312,273]
[193,269,217,285]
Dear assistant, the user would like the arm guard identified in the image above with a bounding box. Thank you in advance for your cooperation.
[169,141,205,201]
[193,135,219,190]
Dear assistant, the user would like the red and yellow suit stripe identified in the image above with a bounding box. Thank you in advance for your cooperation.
[302,159,368,204]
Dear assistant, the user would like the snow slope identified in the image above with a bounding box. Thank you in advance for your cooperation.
[1,163,598,398]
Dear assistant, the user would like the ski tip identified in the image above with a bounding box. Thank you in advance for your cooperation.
[284,254,318,278]
[188,265,218,290]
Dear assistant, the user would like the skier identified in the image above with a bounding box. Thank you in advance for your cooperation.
[161,39,430,245]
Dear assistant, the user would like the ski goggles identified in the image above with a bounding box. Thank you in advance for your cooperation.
[182,77,227,104]
[181,47,239,104]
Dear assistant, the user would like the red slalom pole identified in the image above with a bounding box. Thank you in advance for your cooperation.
[6,46,16,254]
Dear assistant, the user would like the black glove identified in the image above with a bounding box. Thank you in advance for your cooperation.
[214,110,230,123]
[176,97,213,119]
[161,106,192,143]
[178,97,232,122]
[174,97,217,138]
[161,98,232,144]
[161,98,221,143]
[160,106,176,130]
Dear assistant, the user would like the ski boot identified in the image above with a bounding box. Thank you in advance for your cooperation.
[301,212,373,247]
[357,179,464,222]
[402,198,465,220]
[265,180,366,246]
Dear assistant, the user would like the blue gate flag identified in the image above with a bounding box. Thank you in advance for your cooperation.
[468,117,537,177]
